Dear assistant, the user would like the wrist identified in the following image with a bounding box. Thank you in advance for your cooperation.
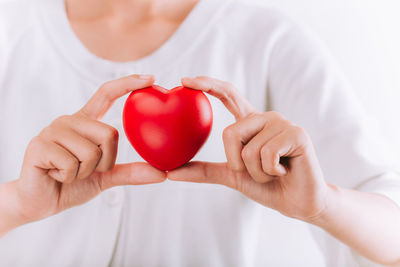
[306,183,341,227]
[0,181,31,236]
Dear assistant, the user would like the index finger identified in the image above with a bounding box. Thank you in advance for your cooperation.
[181,76,257,120]
[223,112,285,172]
[79,74,155,120]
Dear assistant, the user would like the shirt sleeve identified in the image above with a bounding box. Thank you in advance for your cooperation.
[265,17,400,206]
[264,15,400,266]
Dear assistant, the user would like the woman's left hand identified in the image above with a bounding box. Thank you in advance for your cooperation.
[168,76,330,222]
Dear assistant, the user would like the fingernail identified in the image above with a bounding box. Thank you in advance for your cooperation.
[138,74,154,80]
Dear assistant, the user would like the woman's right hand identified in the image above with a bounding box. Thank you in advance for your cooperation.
[2,74,166,234]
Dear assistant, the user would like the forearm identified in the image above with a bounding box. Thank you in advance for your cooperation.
[310,184,400,266]
[0,181,27,237]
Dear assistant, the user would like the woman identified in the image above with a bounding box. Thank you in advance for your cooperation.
[0,0,399,266]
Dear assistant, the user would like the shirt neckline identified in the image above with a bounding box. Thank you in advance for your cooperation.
[38,0,232,85]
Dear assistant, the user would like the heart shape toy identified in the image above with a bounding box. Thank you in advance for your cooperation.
[123,85,213,171]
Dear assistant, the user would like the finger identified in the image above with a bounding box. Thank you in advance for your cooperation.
[241,125,287,183]
[79,74,155,120]
[223,112,284,172]
[40,126,102,180]
[52,115,119,172]
[167,161,241,189]
[261,126,309,176]
[181,76,256,120]
[241,132,280,183]
[26,137,79,183]
[97,162,167,191]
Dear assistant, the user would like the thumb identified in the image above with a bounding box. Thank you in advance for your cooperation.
[98,162,167,190]
[167,161,238,189]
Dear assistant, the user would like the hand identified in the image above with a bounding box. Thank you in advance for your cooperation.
[168,76,329,222]
[12,74,166,224]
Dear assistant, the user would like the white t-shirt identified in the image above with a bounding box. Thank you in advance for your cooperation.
[0,0,399,266]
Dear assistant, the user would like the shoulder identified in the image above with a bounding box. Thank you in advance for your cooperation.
[214,0,323,55]
[221,0,297,34]
[0,0,37,43]
[218,0,332,62]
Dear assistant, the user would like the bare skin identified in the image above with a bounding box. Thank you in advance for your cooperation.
[0,0,399,266]
[66,0,199,61]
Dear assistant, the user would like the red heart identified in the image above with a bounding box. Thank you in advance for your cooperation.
[123,85,213,171]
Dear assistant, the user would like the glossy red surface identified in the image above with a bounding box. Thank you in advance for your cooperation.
[123,85,213,171]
